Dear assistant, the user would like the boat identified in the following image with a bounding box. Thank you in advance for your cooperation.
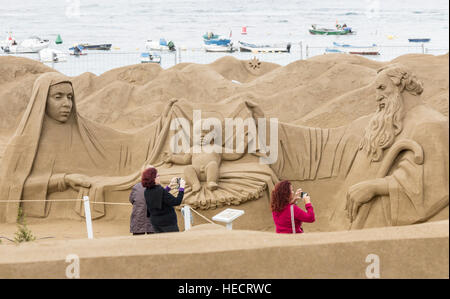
[1,35,50,53]
[204,44,236,52]
[70,43,112,50]
[140,52,161,64]
[238,41,291,53]
[309,24,355,35]
[69,43,111,51]
[70,45,86,56]
[203,32,232,47]
[39,48,67,63]
[326,42,380,55]
[408,38,431,43]
[145,38,175,51]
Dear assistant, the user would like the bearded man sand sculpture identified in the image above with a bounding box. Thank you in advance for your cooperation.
[270,64,449,230]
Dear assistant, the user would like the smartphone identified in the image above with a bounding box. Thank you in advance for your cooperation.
[300,191,308,198]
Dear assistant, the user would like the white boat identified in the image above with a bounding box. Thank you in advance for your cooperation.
[204,44,236,53]
[145,38,175,51]
[1,36,50,53]
[39,48,68,63]
[325,42,380,55]
[238,41,291,53]
[140,52,161,64]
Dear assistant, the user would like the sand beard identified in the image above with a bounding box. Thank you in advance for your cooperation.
[360,92,405,162]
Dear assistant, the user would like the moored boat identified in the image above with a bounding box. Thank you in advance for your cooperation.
[1,35,50,53]
[309,24,354,35]
[203,32,232,47]
[204,44,236,52]
[145,38,176,51]
[140,52,161,64]
[326,42,380,55]
[408,38,431,43]
[39,48,67,63]
[78,43,112,50]
[70,44,87,56]
[238,41,291,53]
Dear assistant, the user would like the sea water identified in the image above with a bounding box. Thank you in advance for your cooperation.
[0,0,448,75]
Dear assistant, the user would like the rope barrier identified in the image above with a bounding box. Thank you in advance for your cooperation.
[188,206,215,224]
[91,202,131,206]
[0,199,82,203]
[0,199,216,225]
[0,199,131,205]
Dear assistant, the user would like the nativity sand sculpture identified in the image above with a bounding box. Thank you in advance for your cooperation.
[0,64,448,232]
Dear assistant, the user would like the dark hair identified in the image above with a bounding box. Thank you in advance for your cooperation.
[142,167,158,188]
[270,180,292,212]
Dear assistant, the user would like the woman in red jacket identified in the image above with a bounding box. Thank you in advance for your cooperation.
[271,180,315,233]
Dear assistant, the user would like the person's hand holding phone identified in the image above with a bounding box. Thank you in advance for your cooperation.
[291,188,302,204]
[302,194,311,205]
[179,178,186,189]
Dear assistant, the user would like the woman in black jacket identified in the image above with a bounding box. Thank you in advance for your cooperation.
[142,167,185,233]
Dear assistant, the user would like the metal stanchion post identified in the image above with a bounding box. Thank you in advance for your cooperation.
[299,41,303,60]
[83,196,94,239]
[182,205,192,231]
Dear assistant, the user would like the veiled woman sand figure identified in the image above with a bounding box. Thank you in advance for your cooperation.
[0,72,167,223]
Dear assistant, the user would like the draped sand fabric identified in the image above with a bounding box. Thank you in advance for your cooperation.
[0,73,163,222]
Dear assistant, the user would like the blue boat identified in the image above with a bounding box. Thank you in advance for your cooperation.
[140,52,161,64]
[203,32,231,46]
[69,43,111,50]
[327,42,380,55]
[69,44,86,56]
[333,42,377,48]
[408,38,431,43]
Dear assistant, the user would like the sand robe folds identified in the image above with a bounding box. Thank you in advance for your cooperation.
[0,73,167,223]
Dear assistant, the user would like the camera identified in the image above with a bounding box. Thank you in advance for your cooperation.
[300,191,308,199]
[176,177,181,187]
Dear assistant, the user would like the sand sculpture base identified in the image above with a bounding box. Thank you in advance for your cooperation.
[0,220,447,278]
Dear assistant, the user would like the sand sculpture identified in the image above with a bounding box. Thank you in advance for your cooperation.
[0,73,277,221]
[271,64,449,230]
[0,58,448,232]
[0,73,158,222]
[163,129,247,192]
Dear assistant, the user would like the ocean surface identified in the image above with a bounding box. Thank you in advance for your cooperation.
[0,0,448,75]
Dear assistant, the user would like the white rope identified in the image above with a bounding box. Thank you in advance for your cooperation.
[0,199,131,205]
[0,199,82,203]
[91,201,131,206]
[188,206,215,224]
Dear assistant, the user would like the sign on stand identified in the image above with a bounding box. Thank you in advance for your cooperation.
[212,209,244,230]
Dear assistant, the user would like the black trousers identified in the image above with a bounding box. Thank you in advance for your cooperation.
[152,225,179,233]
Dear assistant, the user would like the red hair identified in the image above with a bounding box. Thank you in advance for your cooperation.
[142,167,158,188]
[271,180,292,212]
